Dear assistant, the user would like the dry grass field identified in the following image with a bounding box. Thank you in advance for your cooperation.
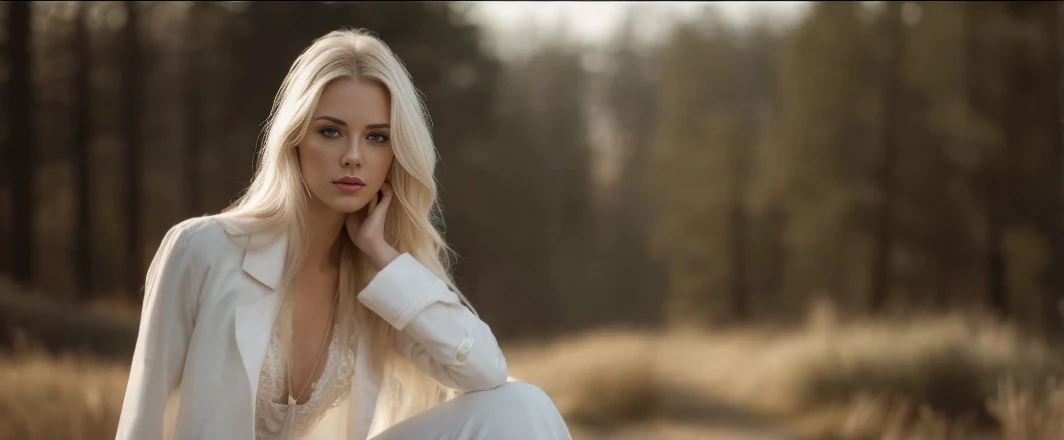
[506,312,1064,440]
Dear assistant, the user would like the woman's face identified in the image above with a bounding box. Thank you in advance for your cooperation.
[297,77,394,214]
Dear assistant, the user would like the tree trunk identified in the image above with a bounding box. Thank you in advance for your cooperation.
[74,3,94,300]
[1043,1,1064,338]
[184,3,203,218]
[870,2,905,312]
[6,1,35,284]
[123,1,144,298]
[729,46,758,322]
[729,136,751,322]
[964,4,1009,316]
[986,210,1008,314]
[991,4,1035,318]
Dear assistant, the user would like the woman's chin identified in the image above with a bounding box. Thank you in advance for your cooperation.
[338,201,372,213]
[314,192,365,212]
[339,205,366,214]
[321,200,366,215]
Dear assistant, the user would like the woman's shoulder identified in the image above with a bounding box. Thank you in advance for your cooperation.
[163,215,249,257]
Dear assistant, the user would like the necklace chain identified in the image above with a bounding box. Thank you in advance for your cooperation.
[287,286,339,405]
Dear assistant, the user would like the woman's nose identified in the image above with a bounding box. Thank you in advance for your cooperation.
[342,143,363,168]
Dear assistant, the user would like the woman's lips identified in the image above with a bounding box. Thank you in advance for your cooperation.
[334,182,365,192]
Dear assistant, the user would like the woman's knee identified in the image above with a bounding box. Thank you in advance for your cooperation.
[466,381,561,415]
[494,382,555,408]
[465,382,570,438]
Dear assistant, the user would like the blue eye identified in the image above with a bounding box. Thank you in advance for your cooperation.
[320,127,342,138]
[368,133,390,143]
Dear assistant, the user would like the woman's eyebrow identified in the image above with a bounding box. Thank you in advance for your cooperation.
[314,115,348,126]
[313,116,389,130]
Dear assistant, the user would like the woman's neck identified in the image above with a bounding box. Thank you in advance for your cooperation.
[302,200,346,272]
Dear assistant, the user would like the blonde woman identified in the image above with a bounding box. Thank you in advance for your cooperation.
[115,28,571,440]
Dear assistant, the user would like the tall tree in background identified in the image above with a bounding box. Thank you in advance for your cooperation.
[963,4,1007,315]
[728,25,765,322]
[723,17,783,322]
[538,46,594,333]
[652,9,767,325]
[487,42,594,336]
[74,2,93,299]
[1017,1,1064,337]
[777,3,879,314]
[749,21,789,318]
[869,2,905,312]
[652,18,726,325]
[1053,0,1064,338]
[890,2,968,310]
[600,12,666,327]
[122,1,144,297]
[6,1,35,284]
[183,3,204,217]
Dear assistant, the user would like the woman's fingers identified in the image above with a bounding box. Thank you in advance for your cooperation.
[367,190,378,215]
[345,211,362,236]
[374,183,393,219]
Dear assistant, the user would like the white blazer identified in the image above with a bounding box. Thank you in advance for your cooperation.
[115,216,509,440]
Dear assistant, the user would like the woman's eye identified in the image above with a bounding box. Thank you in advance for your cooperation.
[320,127,342,138]
[368,133,390,143]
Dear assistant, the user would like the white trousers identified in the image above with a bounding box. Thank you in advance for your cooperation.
[370,382,572,440]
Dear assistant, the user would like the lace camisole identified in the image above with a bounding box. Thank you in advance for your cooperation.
[254,301,359,440]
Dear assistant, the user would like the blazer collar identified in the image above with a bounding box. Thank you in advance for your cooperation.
[241,230,288,290]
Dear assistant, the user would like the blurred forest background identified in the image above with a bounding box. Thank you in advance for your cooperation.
[1,2,1064,439]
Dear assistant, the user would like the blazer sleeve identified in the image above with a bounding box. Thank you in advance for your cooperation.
[357,253,508,392]
[115,223,199,440]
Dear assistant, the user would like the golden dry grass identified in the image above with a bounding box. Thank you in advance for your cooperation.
[988,376,1064,440]
[508,314,1064,440]
[0,349,127,440]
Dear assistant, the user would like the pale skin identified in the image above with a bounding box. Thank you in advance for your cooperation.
[289,77,401,403]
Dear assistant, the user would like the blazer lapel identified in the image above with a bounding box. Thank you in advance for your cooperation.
[352,332,382,440]
[234,230,288,405]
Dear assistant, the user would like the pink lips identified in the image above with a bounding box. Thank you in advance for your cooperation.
[334,176,365,193]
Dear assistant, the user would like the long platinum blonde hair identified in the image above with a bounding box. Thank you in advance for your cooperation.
[215,28,468,433]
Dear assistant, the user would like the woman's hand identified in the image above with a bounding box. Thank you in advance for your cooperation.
[345,181,400,270]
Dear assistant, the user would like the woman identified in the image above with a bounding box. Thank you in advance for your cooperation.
[115,28,571,440]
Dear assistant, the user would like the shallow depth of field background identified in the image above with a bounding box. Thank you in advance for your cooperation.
[1,2,1063,439]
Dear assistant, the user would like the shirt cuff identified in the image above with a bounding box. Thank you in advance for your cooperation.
[357,253,459,330]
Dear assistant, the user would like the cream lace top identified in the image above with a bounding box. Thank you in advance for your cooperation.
[254,306,359,440]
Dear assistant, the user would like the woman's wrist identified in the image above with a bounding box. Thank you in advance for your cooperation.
[367,242,401,271]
